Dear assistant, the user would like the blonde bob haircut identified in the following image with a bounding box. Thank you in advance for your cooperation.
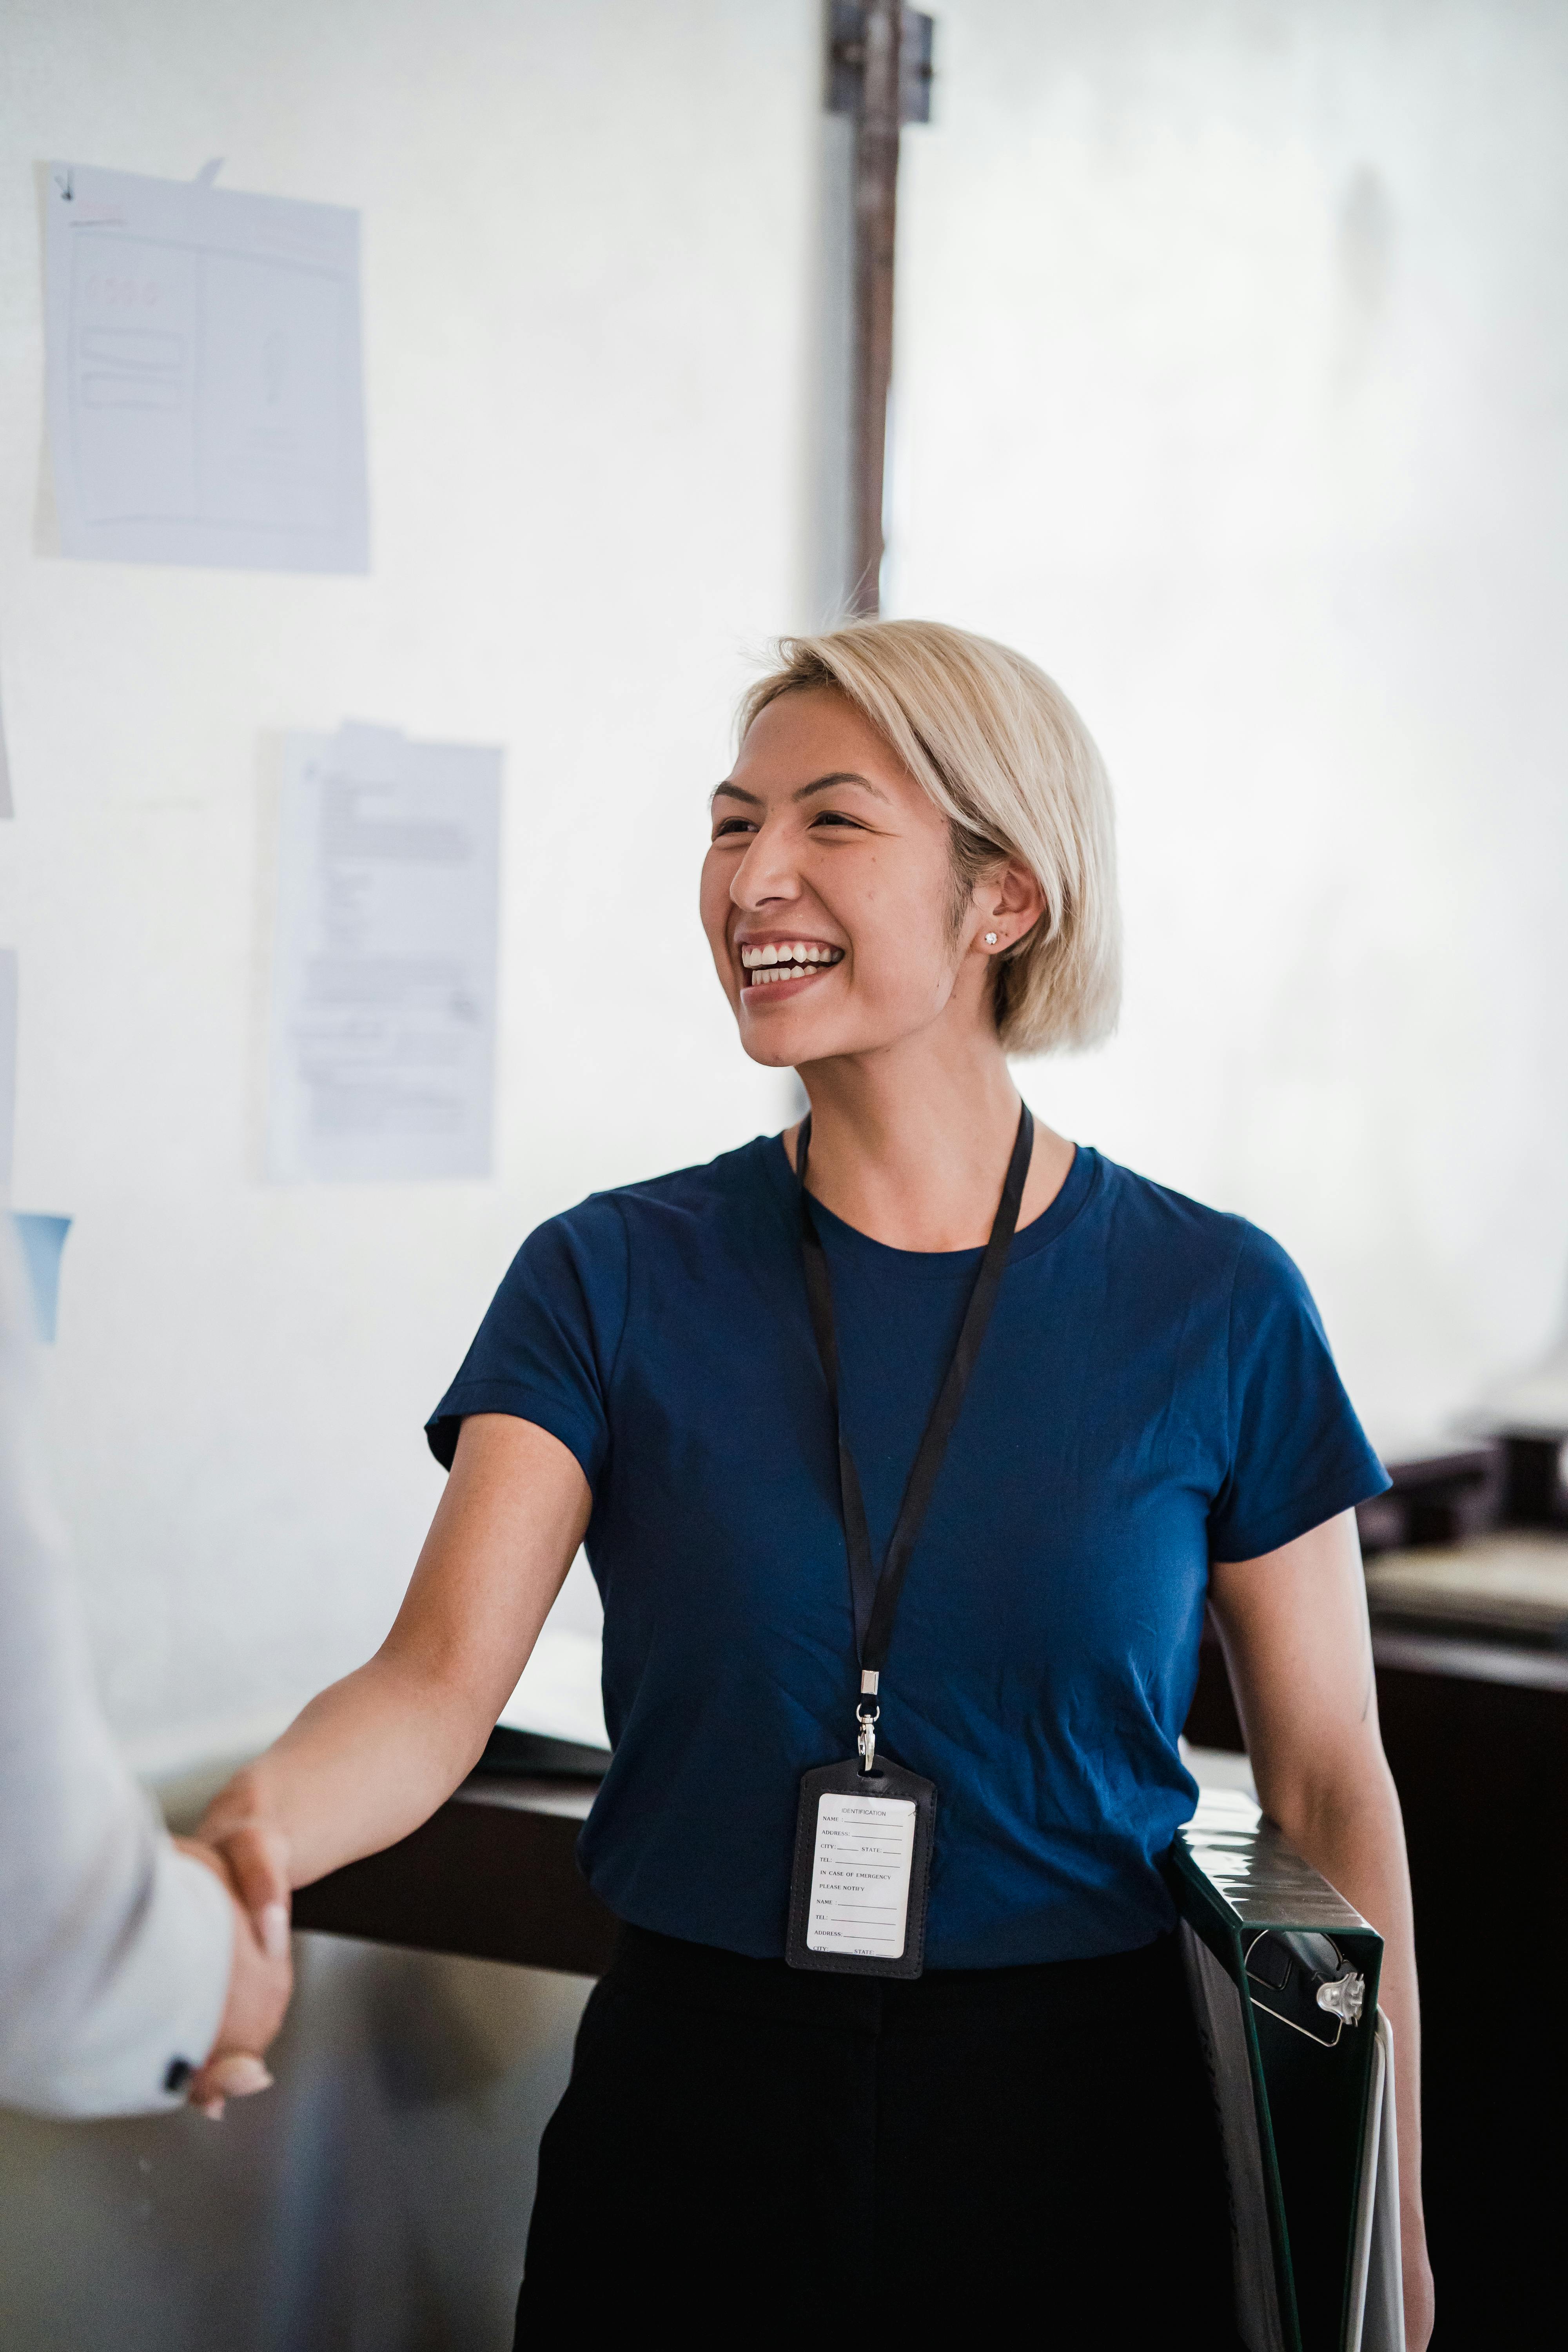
[737,619,1120,1057]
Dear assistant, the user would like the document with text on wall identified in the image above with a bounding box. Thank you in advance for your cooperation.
[267,724,501,1183]
[44,159,368,572]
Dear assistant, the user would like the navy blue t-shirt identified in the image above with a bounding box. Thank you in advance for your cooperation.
[427,1138,1387,1969]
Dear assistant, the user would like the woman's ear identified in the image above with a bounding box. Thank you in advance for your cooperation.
[981,857,1047,950]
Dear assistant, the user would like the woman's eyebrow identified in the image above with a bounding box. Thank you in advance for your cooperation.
[795,771,888,803]
[710,771,889,811]
[710,770,891,815]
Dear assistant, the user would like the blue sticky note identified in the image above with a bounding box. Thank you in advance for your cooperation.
[13,1213,71,1343]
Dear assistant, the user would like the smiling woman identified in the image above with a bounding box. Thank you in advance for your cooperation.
[194,618,1430,2345]
[707,619,1119,1057]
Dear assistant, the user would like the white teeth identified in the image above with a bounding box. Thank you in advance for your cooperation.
[739,942,845,978]
[740,945,841,965]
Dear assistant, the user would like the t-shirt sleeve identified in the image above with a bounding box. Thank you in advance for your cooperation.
[1207,1223,1390,1563]
[424,1196,629,1486]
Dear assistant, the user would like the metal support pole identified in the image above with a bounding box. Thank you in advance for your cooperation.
[849,0,903,614]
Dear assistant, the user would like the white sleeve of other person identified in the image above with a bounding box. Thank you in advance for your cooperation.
[0,1225,232,2117]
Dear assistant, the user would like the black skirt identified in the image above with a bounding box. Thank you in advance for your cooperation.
[516,1924,1240,2343]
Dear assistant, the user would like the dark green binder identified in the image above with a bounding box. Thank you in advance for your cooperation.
[1169,1790,1399,2352]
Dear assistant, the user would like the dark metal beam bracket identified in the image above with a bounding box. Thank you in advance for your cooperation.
[828,3,935,129]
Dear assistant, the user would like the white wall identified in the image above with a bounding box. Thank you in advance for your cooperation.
[891,0,1568,1457]
[0,0,821,1761]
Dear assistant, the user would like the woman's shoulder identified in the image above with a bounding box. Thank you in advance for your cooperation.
[603,1132,783,1213]
[1089,1152,1308,1300]
[526,1134,785,1261]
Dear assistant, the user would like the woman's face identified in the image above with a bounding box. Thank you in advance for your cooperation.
[701,686,1036,1071]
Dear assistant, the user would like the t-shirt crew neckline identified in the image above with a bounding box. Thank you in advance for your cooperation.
[763,1131,1100,1278]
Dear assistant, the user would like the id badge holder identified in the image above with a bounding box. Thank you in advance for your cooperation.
[785,1754,937,1980]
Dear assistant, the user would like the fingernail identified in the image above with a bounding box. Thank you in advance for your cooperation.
[199,2098,226,2122]
[209,2054,273,2097]
[260,1902,290,1959]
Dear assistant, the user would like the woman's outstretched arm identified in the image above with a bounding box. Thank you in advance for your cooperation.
[198,1415,591,1902]
[1208,1509,1434,2352]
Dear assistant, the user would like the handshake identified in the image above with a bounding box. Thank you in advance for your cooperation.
[169,1802,293,2120]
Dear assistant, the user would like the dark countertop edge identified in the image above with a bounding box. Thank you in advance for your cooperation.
[450,1773,599,1820]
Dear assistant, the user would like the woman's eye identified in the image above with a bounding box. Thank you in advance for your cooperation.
[709,809,864,842]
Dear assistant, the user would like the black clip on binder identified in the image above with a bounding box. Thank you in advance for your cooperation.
[1168,1791,1403,2352]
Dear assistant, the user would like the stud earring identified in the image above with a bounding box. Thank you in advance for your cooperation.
[984,931,999,946]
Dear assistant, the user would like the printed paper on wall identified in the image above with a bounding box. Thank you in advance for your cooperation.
[267,724,501,1182]
[44,160,368,573]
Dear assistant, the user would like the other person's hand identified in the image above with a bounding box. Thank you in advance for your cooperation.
[172,1835,292,2117]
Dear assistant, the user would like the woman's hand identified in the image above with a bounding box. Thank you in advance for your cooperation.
[191,1778,293,1965]
[171,1835,292,2117]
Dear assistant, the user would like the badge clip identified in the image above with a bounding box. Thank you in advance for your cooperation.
[856,1666,881,1773]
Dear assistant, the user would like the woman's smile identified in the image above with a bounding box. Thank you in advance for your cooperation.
[735,935,846,995]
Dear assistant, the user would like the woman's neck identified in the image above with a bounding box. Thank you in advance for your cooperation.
[786,1034,1075,1251]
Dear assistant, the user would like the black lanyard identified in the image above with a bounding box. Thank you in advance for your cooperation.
[796,1103,1034,1762]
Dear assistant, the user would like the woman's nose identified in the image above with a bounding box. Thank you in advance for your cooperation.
[730,822,801,910]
